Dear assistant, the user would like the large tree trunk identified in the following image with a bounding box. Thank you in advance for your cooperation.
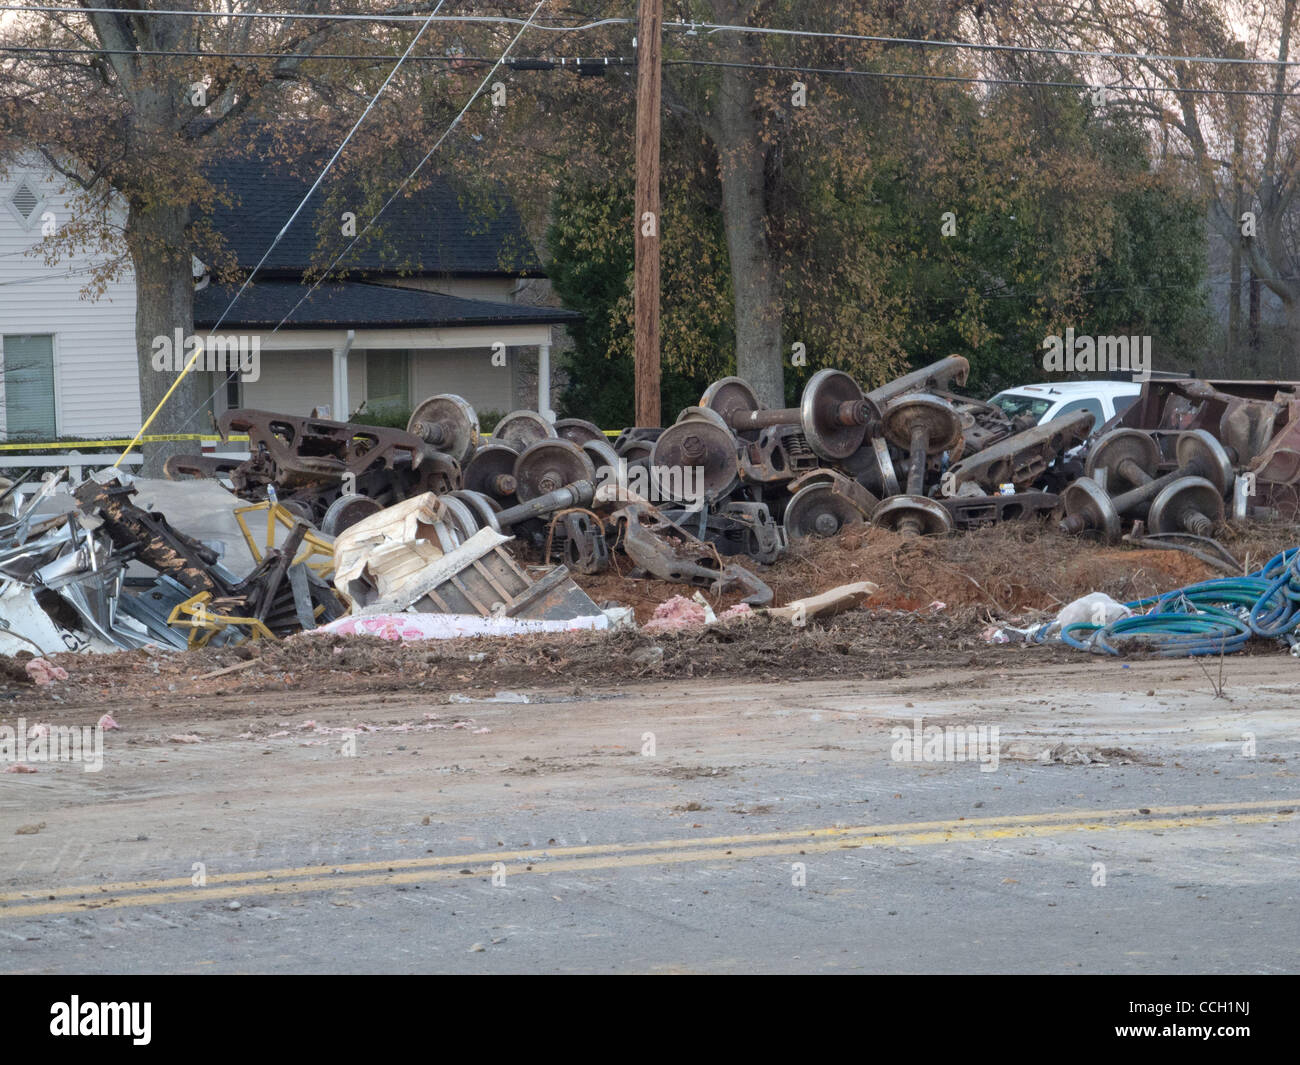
[1285,297,1300,376]
[1249,268,1261,352]
[1229,162,1242,357]
[125,200,207,477]
[713,64,784,408]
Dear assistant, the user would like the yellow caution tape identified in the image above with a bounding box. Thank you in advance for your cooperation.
[114,340,213,467]
[4,424,620,452]
[0,434,250,452]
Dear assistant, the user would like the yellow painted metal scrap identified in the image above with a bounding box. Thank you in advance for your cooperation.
[166,592,277,648]
[233,502,335,579]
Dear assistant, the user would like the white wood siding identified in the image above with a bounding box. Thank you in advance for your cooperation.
[238,348,516,419]
[409,348,515,415]
[0,158,141,438]
[238,349,335,415]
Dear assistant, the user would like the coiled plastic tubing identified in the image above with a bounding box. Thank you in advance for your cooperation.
[1059,548,1300,657]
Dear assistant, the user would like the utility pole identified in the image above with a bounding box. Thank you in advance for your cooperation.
[634,0,662,427]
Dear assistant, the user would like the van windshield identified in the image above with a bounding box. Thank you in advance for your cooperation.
[990,393,1053,420]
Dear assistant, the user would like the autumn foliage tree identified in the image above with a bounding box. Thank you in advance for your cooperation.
[0,2,447,469]
[982,0,1300,369]
[492,2,1211,407]
[0,0,1222,449]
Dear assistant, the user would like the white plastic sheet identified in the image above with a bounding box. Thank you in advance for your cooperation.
[306,611,610,641]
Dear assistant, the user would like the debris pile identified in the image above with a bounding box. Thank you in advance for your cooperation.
[0,460,619,654]
[6,365,1300,659]
[649,356,1087,542]
[0,468,348,656]
[153,369,1300,623]
[1059,377,1300,540]
[167,394,783,607]
[153,355,1091,623]
[639,369,1300,552]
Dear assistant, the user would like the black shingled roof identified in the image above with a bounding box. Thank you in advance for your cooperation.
[194,280,579,330]
[202,148,544,278]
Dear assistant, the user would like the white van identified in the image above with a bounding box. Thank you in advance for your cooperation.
[988,381,1142,430]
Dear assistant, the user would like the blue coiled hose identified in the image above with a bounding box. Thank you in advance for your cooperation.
[1060,548,1300,657]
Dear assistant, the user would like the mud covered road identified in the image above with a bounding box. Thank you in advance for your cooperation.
[2,649,1297,974]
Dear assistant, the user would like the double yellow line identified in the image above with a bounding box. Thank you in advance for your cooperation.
[2,799,1293,919]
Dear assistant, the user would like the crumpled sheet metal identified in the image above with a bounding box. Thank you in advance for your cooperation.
[332,492,453,602]
[0,469,341,655]
[0,583,74,656]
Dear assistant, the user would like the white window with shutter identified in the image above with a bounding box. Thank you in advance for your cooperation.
[1,334,58,440]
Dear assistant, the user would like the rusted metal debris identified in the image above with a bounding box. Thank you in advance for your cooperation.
[166,407,461,525]
[7,367,1295,658]
[138,368,1300,628]
[1101,377,1300,522]
[163,396,779,604]
[7,366,1294,658]
[654,368,1299,543]
[74,478,227,596]
[658,355,1087,541]
[613,501,772,606]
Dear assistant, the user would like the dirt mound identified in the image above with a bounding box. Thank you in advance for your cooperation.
[578,521,1300,621]
[774,525,1209,613]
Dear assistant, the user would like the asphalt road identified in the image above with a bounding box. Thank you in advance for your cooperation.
[1,655,1298,973]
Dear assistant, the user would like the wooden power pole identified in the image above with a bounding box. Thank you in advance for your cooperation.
[634,0,662,427]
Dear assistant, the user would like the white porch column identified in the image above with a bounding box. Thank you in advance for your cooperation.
[537,338,554,422]
[331,329,354,420]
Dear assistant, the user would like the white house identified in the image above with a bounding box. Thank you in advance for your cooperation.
[0,156,141,441]
[0,146,577,449]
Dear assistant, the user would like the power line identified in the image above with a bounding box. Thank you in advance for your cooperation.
[117,0,456,464]
[0,42,629,70]
[664,20,1300,71]
[262,2,552,333]
[0,43,508,61]
[176,0,551,432]
[666,59,1300,99]
[3,5,1300,69]
[202,1,449,337]
[0,262,110,284]
[0,5,616,30]
[4,42,1295,98]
